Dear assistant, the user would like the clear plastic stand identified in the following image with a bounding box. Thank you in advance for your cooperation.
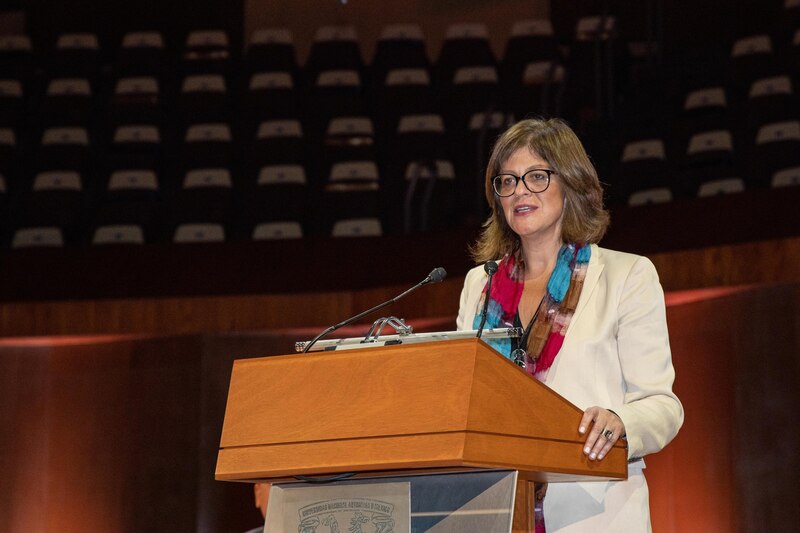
[264,470,518,533]
[295,327,523,353]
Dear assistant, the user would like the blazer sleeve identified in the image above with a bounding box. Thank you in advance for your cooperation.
[456,266,485,331]
[613,256,684,459]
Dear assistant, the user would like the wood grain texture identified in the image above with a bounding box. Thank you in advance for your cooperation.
[512,479,535,533]
[1,238,798,338]
[216,339,627,483]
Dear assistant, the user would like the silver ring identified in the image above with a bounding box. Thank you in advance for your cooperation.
[602,429,614,440]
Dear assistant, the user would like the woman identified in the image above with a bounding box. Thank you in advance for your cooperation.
[456,118,683,531]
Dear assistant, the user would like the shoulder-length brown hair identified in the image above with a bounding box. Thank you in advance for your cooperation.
[471,118,610,263]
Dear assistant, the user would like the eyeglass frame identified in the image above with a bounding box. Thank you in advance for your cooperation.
[491,168,557,197]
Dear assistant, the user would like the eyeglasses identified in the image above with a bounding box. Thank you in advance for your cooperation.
[492,169,556,197]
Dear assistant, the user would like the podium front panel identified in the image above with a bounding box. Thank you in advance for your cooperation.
[264,470,518,533]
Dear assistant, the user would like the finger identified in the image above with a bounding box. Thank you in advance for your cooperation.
[583,418,607,458]
[596,438,616,461]
[578,407,599,436]
[581,408,619,460]
[594,411,627,460]
[594,417,627,460]
[591,428,616,460]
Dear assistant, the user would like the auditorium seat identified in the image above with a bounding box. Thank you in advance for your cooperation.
[501,19,560,90]
[320,160,381,235]
[771,166,800,188]
[674,86,732,159]
[91,224,146,245]
[455,111,510,219]
[115,31,169,79]
[172,167,234,223]
[746,120,800,188]
[319,116,376,181]
[251,221,303,240]
[372,67,435,144]
[173,223,225,243]
[50,32,100,79]
[178,74,229,125]
[614,139,673,206]
[0,127,20,190]
[441,65,501,133]
[738,75,798,141]
[245,28,297,74]
[437,23,495,87]
[107,76,161,128]
[240,164,308,226]
[91,168,163,242]
[181,29,231,76]
[39,78,93,127]
[380,113,458,231]
[398,159,457,233]
[0,79,25,128]
[308,69,364,139]
[104,168,160,202]
[371,24,429,87]
[331,218,382,237]
[506,61,566,120]
[777,0,800,46]
[728,34,780,101]
[175,123,234,186]
[243,119,306,185]
[166,168,234,241]
[696,174,745,197]
[11,226,65,248]
[562,14,623,122]
[236,163,308,239]
[106,124,162,170]
[241,71,300,136]
[386,113,449,161]
[0,34,33,81]
[679,87,730,133]
[306,26,363,81]
[787,29,800,84]
[15,170,88,242]
[36,126,92,173]
[678,130,738,197]
[383,114,450,212]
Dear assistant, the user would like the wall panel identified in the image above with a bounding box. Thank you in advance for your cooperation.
[1,287,798,531]
[1,239,798,338]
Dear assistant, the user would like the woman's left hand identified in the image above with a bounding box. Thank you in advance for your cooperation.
[578,406,626,461]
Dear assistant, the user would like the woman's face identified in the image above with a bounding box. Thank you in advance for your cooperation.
[497,147,565,247]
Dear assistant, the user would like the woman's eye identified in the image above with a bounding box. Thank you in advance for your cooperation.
[503,176,516,187]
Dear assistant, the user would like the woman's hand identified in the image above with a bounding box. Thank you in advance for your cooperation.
[578,406,626,461]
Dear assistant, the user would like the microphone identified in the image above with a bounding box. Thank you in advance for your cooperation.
[476,261,498,339]
[301,267,448,353]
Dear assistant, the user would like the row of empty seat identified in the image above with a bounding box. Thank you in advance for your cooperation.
[2,3,800,248]
[0,19,570,248]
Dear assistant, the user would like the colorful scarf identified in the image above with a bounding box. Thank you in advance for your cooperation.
[472,242,591,379]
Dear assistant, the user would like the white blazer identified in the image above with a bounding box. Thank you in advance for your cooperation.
[456,244,684,532]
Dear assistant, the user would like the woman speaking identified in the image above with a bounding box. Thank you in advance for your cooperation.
[456,118,683,531]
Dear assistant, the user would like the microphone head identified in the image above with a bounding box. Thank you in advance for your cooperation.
[484,261,498,275]
[426,267,447,284]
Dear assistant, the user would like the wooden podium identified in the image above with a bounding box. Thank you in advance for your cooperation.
[216,338,627,531]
